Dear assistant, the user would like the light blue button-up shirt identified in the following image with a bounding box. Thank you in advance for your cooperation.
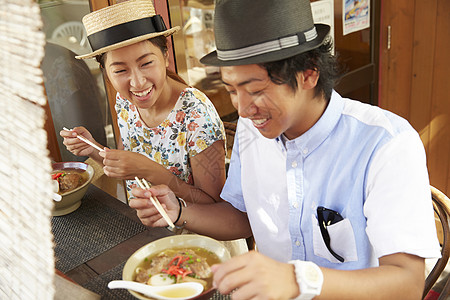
[221,91,440,269]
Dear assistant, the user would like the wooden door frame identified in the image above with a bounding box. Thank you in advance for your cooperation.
[335,0,381,105]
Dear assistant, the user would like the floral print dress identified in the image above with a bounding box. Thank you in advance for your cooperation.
[115,88,225,197]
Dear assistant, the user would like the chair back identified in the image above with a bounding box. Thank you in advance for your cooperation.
[51,21,88,48]
[424,186,450,299]
[223,121,236,161]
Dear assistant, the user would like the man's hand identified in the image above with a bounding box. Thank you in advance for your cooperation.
[129,185,179,228]
[212,251,299,300]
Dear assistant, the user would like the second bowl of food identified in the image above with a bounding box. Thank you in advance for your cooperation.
[52,161,94,216]
[122,234,231,300]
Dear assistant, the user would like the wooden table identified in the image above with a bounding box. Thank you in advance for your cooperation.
[52,184,230,299]
[52,184,172,299]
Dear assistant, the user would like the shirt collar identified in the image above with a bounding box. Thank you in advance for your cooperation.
[277,90,344,156]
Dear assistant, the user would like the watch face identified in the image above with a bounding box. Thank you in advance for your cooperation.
[304,264,321,284]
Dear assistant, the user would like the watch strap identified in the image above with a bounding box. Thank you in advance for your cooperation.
[289,260,323,300]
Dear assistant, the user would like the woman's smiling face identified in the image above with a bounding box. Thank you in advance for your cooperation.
[221,64,324,140]
[104,40,169,109]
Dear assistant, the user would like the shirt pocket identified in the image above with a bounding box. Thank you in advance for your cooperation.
[312,215,358,263]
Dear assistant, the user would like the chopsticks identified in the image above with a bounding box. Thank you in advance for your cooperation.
[134,177,175,229]
[63,127,104,152]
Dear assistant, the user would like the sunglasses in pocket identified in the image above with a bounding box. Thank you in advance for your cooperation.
[317,206,345,262]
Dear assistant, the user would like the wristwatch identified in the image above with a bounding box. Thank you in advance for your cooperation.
[288,260,323,300]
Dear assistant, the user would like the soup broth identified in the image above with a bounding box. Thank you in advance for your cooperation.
[134,247,221,291]
[156,286,198,297]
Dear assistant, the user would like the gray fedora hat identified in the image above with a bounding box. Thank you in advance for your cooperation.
[200,0,330,66]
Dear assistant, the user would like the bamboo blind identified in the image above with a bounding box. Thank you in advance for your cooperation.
[0,0,55,298]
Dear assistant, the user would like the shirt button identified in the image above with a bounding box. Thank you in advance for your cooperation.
[295,241,301,247]
[291,161,298,168]
[303,148,308,154]
[293,202,299,208]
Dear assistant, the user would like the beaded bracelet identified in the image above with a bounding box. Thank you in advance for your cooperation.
[174,196,187,225]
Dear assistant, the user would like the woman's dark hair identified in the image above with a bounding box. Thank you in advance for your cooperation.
[259,39,341,101]
[95,35,186,85]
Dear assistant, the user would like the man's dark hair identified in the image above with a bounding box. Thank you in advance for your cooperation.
[259,39,341,101]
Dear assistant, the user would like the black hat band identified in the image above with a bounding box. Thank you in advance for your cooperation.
[216,26,317,61]
[87,15,167,52]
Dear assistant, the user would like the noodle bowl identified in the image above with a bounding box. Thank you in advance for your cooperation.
[122,235,231,300]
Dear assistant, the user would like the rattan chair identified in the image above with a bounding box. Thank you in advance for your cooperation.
[423,186,450,299]
[223,121,236,161]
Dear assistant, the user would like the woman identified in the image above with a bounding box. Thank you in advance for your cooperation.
[61,0,225,207]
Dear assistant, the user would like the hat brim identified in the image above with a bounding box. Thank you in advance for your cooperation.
[200,24,330,66]
[76,26,180,60]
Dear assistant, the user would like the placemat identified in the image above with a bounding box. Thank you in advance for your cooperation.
[82,262,232,300]
[52,185,147,272]
[82,262,135,300]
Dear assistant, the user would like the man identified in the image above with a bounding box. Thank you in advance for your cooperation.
[129,0,440,299]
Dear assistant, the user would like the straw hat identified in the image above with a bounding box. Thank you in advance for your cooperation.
[200,0,330,66]
[76,0,180,60]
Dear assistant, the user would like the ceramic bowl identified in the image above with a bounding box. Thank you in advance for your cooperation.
[122,234,231,300]
[52,161,94,216]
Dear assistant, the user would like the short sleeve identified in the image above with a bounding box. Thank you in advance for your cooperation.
[182,89,225,157]
[364,130,441,259]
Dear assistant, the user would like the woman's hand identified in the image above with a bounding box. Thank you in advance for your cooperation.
[60,126,103,157]
[99,148,156,179]
[211,251,299,300]
[129,185,179,228]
